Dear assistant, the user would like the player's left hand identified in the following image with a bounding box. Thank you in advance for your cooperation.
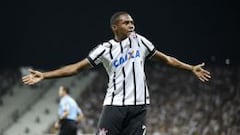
[77,114,84,123]
[192,63,211,82]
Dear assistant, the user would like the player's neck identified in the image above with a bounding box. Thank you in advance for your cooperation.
[114,35,128,42]
[61,94,68,98]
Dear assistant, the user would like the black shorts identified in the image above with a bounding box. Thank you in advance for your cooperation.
[59,119,77,135]
[96,105,148,135]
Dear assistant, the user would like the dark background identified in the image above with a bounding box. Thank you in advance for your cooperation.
[1,0,239,69]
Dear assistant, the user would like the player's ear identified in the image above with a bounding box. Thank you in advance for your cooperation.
[111,24,117,31]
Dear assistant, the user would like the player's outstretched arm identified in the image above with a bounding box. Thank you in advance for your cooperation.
[152,50,211,82]
[22,58,91,85]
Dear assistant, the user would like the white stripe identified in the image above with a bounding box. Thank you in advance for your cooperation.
[91,32,154,106]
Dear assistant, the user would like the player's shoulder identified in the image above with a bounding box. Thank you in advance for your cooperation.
[134,32,148,40]
[89,39,113,54]
[98,39,113,48]
[91,41,109,49]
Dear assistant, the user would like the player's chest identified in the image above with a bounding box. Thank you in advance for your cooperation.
[103,44,143,68]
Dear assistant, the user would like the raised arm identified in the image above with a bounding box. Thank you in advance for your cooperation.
[152,50,211,82]
[22,58,91,85]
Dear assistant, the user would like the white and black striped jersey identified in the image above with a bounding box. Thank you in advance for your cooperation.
[87,32,156,106]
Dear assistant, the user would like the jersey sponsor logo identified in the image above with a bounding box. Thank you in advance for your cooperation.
[113,50,140,68]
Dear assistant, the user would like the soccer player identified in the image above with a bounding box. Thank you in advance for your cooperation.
[22,11,211,135]
[55,86,84,135]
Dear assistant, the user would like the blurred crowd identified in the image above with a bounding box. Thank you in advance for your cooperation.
[76,62,240,135]
[76,69,107,133]
[0,68,21,105]
[1,62,239,135]
[145,62,239,135]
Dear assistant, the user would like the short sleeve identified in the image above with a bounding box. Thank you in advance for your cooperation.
[61,100,70,111]
[137,34,156,59]
[59,99,69,118]
[87,44,106,67]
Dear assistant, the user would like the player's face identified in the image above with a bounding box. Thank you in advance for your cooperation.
[58,86,65,97]
[113,14,135,40]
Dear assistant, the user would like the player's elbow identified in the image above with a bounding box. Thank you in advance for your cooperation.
[166,56,177,66]
[165,56,173,64]
[69,68,78,75]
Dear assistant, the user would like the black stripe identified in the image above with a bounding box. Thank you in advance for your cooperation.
[120,41,123,53]
[129,38,132,48]
[132,62,137,105]
[147,48,156,59]
[111,72,116,105]
[93,49,106,61]
[144,81,147,105]
[135,35,140,47]
[145,81,150,102]
[122,67,126,106]
[141,39,156,58]
[87,56,97,67]
[113,72,116,90]
[141,39,151,52]
[108,42,113,59]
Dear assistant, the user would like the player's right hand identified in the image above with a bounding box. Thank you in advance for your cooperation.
[22,69,44,85]
[54,121,60,129]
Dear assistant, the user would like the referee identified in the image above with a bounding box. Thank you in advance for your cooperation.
[22,11,211,135]
[55,86,84,135]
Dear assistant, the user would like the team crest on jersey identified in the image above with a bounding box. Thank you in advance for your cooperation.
[98,128,108,135]
[113,50,140,68]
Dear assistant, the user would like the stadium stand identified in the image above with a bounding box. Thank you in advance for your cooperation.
[75,62,240,135]
[1,63,239,135]
[0,69,20,101]
[0,69,52,135]
[2,70,96,135]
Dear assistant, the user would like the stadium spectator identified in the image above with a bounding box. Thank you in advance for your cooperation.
[77,63,239,135]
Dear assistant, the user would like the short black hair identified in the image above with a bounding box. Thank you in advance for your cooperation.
[110,11,129,26]
[62,86,70,94]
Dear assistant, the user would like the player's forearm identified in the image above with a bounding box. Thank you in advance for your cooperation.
[153,50,193,71]
[43,64,78,79]
[43,58,90,79]
[61,111,69,119]
[166,56,193,71]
